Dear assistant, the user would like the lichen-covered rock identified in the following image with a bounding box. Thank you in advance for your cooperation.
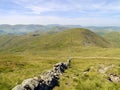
[22,78,39,90]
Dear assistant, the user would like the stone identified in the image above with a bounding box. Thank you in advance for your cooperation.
[98,64,114,74]
[12,85,24,90]
[22,78,39,90]
[108,74,120,83]
[12,60,71,90]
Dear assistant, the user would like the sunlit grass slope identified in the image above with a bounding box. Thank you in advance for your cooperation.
[0,28,110,54]
[104,32,120,47]
[55,58,120,90]
[0,28,119,90]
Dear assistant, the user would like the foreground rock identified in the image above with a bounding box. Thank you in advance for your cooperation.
[82,64,120,83]
[12,59,71,90]
[108,74,120,83]
[98,64,114,74]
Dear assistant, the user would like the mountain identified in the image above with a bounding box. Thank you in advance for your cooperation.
[0,24,120,35]
[0,28,110,53]
[85,26,120,36]
[0,24,69,34]
[104,32,120,47]
[0,24,44,34]
[0,24,81,35]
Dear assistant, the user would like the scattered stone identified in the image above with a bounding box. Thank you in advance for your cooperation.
[82,64,120,83]
[83,66,94,75]
[108,74,120,83]
[98,64,114,74]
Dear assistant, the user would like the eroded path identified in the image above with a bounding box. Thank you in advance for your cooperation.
[71,56,120,60]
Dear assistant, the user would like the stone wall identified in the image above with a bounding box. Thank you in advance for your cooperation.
[12,59,71,90]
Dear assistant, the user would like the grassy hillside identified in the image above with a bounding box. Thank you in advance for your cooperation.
[0,28,110,54]
[85,26,120,36]
[1,48,120,90]
[0,24,69,34]
[0,28,120,90]
[55,58,120,90]
[104,32,120,47]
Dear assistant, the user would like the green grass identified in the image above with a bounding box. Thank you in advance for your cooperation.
[0,28,120,90]
[0,47,120,90]
[55,58,120,90]
[104,32,120,47]
[0,54,67,90]
[0,28,110,54]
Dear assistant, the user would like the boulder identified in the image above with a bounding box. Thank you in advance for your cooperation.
[21,78,39,90]
[108,74,120,83]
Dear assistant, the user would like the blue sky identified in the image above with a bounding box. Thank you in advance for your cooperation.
[0,0,120,26]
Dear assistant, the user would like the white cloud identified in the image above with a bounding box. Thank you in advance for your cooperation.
[26,6,53,14]
[0,15,120,26]
[11,0,36,5]
[9,0,120,15]
[1,0,120,26]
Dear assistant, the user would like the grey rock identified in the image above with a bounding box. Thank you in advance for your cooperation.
[12,85,24,90]
[108,74,120,83]
[98,64,114,74]
[12,59,71,90]
[21,78,39,90]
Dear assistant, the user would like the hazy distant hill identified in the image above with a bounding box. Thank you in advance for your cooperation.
[0,24,120,35]
[0,24,45,34]
[104,32,120,47]
[85,26,120,35]
[0,28,110,53]
[0,24,81,34]
[0,24,66,34]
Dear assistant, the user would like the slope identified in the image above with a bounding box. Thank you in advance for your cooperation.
[0,28,110,53]
[104,32,120,47]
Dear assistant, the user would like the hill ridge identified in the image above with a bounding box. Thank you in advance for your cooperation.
[0,28,110,53]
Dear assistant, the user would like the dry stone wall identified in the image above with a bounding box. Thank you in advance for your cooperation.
[12,59,71,90]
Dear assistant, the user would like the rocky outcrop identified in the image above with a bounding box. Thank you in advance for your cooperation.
[98,64,120,83]
[108,74,120,83]
[12,59,71,90]
[83,64,120,83]
[98,64,114,74]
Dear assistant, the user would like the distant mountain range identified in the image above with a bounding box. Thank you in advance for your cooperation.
[0,24,81,34]
[85,26,120,35]
[0,24,120,35]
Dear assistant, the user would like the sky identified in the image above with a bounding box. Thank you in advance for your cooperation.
[0,0,120,26]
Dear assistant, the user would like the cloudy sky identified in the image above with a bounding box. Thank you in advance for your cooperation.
[0,0,120,26]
